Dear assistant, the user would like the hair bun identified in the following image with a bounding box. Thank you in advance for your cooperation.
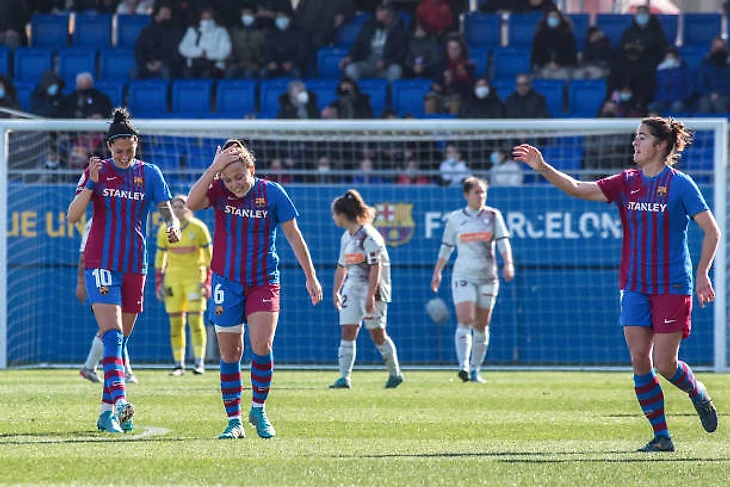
[112,107,130,124]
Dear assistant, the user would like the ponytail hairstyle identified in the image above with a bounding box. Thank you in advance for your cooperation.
[222,138,256,168]
[332,189,375,224]
[462,176,487,194]
[641,116,692,166]
[107,107,138,143]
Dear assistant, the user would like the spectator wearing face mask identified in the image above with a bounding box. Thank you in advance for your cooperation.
[439,143,470,187]
[179,7,232,78]
[261,7,309,79]
[322,76,374,119]
[226,3,267,78]
[648,48,694,115]
[0,75,21,116]
[489,149,524,187]
[696,36,730,114]
[277,80,320,119]
[574,26,613,79]
[530,9,577,80]
[458,77,505,119]
[600,84,646,118]
[133,3,183,80]
[31,70,65,118]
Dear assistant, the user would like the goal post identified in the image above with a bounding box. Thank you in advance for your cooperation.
[0,118,726,371]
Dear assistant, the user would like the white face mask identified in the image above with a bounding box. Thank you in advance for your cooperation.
[199,19,214,31]
[475,86,490,99]
[242,15,255,27]
[296,90,309,105]
[275,17,290,30]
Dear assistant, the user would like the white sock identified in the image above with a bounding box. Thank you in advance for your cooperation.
[100,403,113,413]
[470,329,490,372]
[338,340,356,379]
[455,324,472,371]
[376,336,401,376]
[84,335,103,370]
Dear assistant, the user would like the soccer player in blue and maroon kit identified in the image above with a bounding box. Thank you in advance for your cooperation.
[67,108,181,434]
[187,139,322,439]
[513,116,719,452]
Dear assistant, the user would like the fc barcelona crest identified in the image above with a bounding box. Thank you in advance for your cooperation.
[215,305,224,315]
[373,202,415,247]
[133,176,144,186]
[656,186,667,196]
[255,197,266,207]
[99,286,109,295]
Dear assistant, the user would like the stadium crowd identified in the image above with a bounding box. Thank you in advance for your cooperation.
[0,0,727,184]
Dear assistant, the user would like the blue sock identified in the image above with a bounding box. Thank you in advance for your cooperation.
[251,352,273,407]
[101,329,126,406]
[220,360,242,420]
[669,361,702,403]
[634,371,669,438]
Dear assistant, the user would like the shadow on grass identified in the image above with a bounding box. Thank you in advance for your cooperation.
[0,427,184,445]
[356,451,730,463]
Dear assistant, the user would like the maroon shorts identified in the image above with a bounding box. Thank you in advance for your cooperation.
[121,273,146,314]
[245,283,281,317]
[650,293,692,339]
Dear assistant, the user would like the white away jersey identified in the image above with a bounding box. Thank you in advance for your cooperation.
[441,206,510,283]
[337,224,392,302]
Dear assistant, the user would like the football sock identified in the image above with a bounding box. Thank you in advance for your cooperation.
[84,334,103,370]
[251,352,274,408]
[455,324,472,371]
[169,314,185,364]
[668,361,703,403]
[101,329,126,408]
[377,336,401,376]
[634,371,669,438]
[470,329,490,372]
[188,312,206,364]
[220,360,242,420]
[338,340,356,379]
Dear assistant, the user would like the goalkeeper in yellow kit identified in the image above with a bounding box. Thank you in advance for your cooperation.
[155,195,213,376]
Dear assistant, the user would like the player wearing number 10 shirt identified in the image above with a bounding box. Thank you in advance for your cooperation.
[67,108,181,434]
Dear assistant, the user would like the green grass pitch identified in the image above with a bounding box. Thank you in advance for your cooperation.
[0,369,728,486]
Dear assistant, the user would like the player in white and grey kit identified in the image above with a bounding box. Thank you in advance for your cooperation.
[329,190,404,389]
[431,177,514,383]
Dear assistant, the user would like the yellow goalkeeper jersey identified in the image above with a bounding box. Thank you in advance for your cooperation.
[155,217,212,282]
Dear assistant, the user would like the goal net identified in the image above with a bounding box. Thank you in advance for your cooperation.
[0,118,726,371]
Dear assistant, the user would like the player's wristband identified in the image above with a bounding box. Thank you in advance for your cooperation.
[85,179,97,190]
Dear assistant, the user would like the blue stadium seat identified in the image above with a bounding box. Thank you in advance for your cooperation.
[568,78,606,117]
[541,144,583,172]
[507,13,541,48]
[491,78,514,100]
[491,47,531,80]
[215,79,257,118]
[532,79,564,117]
[171,79,214,118]
[469,46,488,76]
[58,48,97,88]
[333,14,368,48]
[150,152,180,171]
[683,13,722,48]
[391,79,431,117]
[566,13,590,51]
[13,48,53,82]
[305,79,339,111]
[94,80,125,107]
[656,14,678,46]
[99,49,136,81]
[0,47,10,76]
[259,78,292,118]
[356,78,388,117]
[73,13,113,48]
[117,15,151,49]
[317,47,347,79]
[594,14,632,48]
[678,46,706,73]
[463,13,501,50]
[13,81,35,112]
[31,14,69,47]
[127,79,168,118]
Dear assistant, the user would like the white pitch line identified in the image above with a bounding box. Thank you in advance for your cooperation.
[0,426,171,444]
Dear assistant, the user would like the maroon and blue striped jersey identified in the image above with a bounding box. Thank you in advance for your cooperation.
[597,167,709,295]
[75,158,172,274]
[206,178,298,286]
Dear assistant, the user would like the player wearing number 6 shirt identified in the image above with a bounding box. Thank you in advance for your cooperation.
[513,116,719,453]
[431,177,514,384]
[329,190,403,390]
[67,108,181,434]
[187,139,322,440]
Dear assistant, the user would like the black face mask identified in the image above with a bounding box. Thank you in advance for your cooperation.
[158,19,171,28]
[710,48,728,66]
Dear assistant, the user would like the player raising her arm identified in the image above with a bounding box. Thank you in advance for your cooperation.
[431,177,514,383]
[513,116,719,452]
[155,194,213,376]
[329,189,404,390]
[67,108,181,434]
[187,139,322,440]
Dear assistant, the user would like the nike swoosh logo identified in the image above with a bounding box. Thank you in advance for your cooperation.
[107,177,118,181]
[631,189,640,194]
[664,319,676,324]
[262,299,272,303]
